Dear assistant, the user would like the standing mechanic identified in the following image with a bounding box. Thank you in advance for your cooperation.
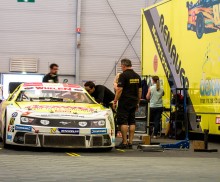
[84,81,115,108]
[43,63,59,83]
[113,58,142,149]
[146,76,164,139]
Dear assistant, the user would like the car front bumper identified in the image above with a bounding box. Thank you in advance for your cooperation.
[10,132,114,148]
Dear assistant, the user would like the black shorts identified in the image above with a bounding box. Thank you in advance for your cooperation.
[117,100,137,125]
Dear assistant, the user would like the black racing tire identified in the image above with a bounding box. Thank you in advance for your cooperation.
[196,13,205,39]
[100,147,113,152]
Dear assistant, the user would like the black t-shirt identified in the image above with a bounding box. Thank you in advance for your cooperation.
[91,85,115,107]
[117,69,141,102]
[42,73,59,83]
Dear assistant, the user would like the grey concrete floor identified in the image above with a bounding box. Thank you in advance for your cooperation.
[0,138,219,182]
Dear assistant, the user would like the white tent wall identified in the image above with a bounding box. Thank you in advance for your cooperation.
[0,0,76,79]
[80,0,162,90]
[0,0,161,87]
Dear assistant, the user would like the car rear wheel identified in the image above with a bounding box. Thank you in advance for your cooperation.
[196,13,205,39]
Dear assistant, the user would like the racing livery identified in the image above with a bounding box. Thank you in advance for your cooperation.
[142,0,220,135]
[187,0,220,39]
[0,83,115,150]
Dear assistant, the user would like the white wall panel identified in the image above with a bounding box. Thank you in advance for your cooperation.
[0,0,76,76]
[80,0,152,90]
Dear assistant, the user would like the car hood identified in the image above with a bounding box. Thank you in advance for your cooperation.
[14,102,109,118]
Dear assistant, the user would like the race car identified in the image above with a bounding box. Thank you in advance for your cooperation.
[187,0,220,39]
[0,82,115,150]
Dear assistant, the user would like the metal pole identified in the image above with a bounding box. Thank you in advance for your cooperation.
[183,76,188,140]
[75,0,81,84]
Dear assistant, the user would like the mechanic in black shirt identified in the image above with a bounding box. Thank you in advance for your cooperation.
[42,63,59,83]
[84,81,115,108]
[113,58,142,149]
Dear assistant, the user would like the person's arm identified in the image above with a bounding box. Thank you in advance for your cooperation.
[146,87,151,100]
[138,88,142,103]
[113,74,125,107]
[114,87,123,104]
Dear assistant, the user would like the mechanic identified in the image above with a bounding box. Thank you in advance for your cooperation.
[146,76,164,139]
[43,63,59,83]
[113,73,121,93]
[113,58,142,149]
[84,81,115,108]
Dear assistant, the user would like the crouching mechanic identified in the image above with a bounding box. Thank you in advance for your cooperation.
[84,81,115,108]
[113,58,142,149]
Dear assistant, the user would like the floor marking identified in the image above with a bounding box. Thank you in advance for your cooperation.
[116,149,125,152]
[66,152,80,157]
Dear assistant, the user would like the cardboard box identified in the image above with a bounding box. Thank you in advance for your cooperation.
[192,140,205,150]
[141,135,151,145]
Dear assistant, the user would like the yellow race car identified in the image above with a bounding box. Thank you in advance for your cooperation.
[0,82,115,150]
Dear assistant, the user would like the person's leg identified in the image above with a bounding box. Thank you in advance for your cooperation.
[128,124,135,144]
[115,101,129,148]
[150,108,155,136]
[128,106,136,145]
[121,125,128,144]
[153,108,162,136]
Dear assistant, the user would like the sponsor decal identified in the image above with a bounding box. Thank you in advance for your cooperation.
[7,134,12,141]
[9,118,15,125]
[35,87,72,91]
[50,128,57,134]
[8,125,14,132]
[25,105,95,113]
[58,128,79,134]
[23,83,43,87]
[15,125,32,132]
[12,112,18,118]
[59,121,71,126]
[91,129,107,134]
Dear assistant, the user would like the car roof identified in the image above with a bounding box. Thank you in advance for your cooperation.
[21,82,85,92]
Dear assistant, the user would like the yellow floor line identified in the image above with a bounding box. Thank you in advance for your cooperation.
[116,149,125,152]
[66,152,80,157]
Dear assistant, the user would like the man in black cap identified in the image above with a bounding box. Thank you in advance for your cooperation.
[113,58,142,149]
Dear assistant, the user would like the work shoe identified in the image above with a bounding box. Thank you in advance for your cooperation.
[115,142,128,149]
[128,143,133,149]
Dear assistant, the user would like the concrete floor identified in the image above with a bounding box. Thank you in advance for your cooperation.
[0,138,219,182]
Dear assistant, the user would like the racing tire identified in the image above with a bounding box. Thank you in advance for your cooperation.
[196,13,205,39]
[100,147,113,152]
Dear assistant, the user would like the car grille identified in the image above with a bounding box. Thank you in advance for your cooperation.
[43,135,86,147]
[24,133,37,145]
[92,136,103,146]
[21,118,105,128]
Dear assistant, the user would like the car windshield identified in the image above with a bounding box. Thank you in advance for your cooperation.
[16,89,95,104]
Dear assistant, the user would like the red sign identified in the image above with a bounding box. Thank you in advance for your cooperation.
[153,55,158,73]
[216,117,220,124]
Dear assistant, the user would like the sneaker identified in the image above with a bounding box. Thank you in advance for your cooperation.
[128,143,133,149]
[115,142,128,149]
